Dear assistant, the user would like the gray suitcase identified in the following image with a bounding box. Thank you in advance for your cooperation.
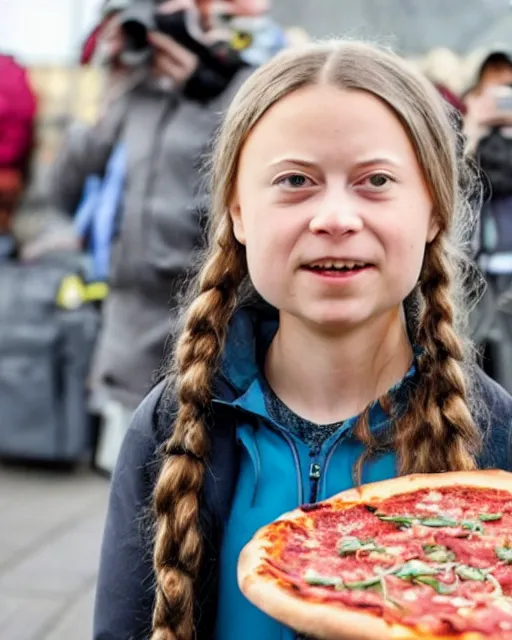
[0,256,100,462]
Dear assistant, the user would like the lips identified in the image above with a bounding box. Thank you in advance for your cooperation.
[303,259,373,273]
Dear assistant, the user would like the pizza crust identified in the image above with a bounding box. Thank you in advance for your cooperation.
[238,470,512,640]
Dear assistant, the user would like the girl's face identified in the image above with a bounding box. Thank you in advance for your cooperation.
[230,85,439,332]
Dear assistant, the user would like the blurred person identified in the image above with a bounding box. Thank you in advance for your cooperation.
[463,48,512,389]
[436,84,466,115]
[80,0,130,66]
[94,40,512,640]
[463,48,512,152]
[0,170,22,260]
[0,52,37,259]
[50,0,282,473]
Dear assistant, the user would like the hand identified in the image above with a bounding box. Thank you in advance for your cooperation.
[98,13,125,66]
[148,31,199,86]
[463,91,512,152]
[466,90,512,128]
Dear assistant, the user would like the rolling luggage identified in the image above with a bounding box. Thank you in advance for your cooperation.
[0,256,100,462]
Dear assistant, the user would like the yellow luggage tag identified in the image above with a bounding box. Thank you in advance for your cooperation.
[84,281,109,302]
[56,275,86,310]
[56,275,109,310]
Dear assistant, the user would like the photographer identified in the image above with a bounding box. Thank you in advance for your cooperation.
[50,0,275,473]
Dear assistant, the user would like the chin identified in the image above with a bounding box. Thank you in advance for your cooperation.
[300,308,372,334]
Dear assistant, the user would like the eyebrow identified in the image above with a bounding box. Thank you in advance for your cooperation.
[355,157,402,168]
[269,156,402,170]
[269,158,317,169]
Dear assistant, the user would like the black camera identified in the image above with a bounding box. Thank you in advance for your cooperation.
[120,0,241,75]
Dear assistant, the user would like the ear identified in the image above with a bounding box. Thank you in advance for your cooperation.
[229,191,247,245]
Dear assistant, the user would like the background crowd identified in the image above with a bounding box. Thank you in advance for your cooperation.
[1,0,512,473]
[3,2,512,638]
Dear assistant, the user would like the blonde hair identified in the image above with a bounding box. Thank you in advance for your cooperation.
[151,40,482,640]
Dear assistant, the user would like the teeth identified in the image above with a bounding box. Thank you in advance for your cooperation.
[309,260,366,270]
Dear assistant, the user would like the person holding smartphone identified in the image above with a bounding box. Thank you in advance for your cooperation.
[50,0,281,474]
[464,48,512,152]
[464,48,512,392]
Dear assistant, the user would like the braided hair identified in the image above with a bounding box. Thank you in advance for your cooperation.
[150,40,482,639]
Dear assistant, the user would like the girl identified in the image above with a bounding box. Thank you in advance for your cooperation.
[94,40,512,640]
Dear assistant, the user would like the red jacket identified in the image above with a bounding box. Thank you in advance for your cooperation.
[0,55,37,170]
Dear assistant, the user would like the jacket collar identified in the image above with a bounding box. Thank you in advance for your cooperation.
[215,303,419,430]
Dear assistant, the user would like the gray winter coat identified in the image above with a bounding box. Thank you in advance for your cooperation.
[50,70,251,408]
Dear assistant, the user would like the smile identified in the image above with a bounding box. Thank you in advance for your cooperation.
[306,260,370,272]
[300,258,376,282]
[302,259,374,274]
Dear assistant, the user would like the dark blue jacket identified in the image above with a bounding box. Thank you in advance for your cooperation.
[93,307,512,640]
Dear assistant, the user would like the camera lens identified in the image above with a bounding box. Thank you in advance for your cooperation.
[122,19,148,53]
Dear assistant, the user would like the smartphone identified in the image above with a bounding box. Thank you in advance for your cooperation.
[493,85,512,111]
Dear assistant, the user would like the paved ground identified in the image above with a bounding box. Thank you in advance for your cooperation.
[0,462,110,640]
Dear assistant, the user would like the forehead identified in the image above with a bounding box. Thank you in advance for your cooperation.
[479,57,512,86]
[240,85,416,167]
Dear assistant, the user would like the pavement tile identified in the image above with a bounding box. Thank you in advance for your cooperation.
[0,594,63,640]
[41,584,96,640]
[0,465,109,638]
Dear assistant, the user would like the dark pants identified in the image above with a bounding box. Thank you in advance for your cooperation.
[471,273,512,393]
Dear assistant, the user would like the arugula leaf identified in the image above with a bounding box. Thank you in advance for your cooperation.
[423,544,456,563]
[377,514,417,527]
[461,520,485,534]
[337,537,385,556]
[412,576,457,595]
[479,512,503,522]
[337,538,365,555]
[455,565,489,582]
[344,576,382,590]
[395,560,440,579]
[304,569,343,588]
[496,546,512,564]
[420,516,458,528]
[377,514,460,529]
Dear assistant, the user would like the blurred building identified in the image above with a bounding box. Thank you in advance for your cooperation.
[271,0,512,56]
[3,0,512,200]
[3,0,512,65]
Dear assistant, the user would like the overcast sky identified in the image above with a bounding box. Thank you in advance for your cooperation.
[2,0,512,64]
[1,0,103,63]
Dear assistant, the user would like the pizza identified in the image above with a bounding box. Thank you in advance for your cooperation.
[238,470,512,640]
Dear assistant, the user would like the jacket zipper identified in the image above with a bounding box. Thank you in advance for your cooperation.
[308,448,321,503]
[309,432,350,503]
[212,395,305,506]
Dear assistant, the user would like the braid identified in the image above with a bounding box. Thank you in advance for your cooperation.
[151,219,246,640]
[395,237,481,475]
[353,396,393,485]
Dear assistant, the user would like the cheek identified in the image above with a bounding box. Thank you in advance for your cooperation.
[242,212,296,299]
[243,221,276,284]
[383,220,429,289]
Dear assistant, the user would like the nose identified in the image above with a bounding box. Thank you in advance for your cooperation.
[309,190,364,237]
